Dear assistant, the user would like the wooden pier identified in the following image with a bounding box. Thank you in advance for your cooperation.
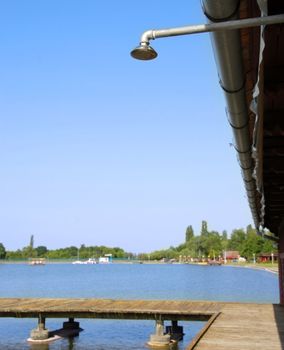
[0,298,283,349]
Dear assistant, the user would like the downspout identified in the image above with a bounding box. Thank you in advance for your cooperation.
[201,0,260,229]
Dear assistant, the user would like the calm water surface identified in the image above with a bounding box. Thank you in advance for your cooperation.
[0,263,279,350]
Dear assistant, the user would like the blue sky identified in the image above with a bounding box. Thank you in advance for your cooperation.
[0,0,252,253]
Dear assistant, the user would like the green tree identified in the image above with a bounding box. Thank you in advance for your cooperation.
[0,243,6,259]
[150,248,178,260]
[262,238,276,254]
[198,231,222,258]
[176,243,187,251]
[185,225,194,242]
[23,235,35,258]
[246,225,255,236]
[185,236,200,258]
[35,246,48,257]
[200,220,209,236]
[6,249,23,259]
[207,231,222,258]
[30,235,34,249]
[241,231,263,259]
[228,228,246,251]
[222,230,228,240]
[221,230,228,250]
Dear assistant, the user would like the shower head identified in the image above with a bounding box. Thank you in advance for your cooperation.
[130,42,158,61]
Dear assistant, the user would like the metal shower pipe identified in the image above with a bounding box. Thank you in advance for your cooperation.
[130,5,284,231]
[141,14,284,42]
[131,14,284,60]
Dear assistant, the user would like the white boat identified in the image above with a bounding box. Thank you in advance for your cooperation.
[72,248,88,264]
[72,260,85,265]
[72,258,97,264]
[85,258,97,264]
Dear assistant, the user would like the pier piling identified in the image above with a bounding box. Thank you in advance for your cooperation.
[148,320,171,347]
[30,315,49,340]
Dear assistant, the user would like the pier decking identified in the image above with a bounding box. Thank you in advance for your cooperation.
[0,298,283,349]
[0,298,216,320]
[191,303,284,350]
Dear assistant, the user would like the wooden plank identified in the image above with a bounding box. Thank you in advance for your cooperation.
[0,298,216,320]
[186,312,221,350]
[193,302,284,350]
[0,298,283,349]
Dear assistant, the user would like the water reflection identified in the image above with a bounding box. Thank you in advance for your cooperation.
[29,336,76,350]
[29,344,49,350]
[66,337,75,350]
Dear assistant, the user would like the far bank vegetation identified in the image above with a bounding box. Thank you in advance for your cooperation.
[0,221,276,261]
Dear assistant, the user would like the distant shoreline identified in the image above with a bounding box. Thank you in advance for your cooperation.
[222,262,278,274]
[0,259,279,274]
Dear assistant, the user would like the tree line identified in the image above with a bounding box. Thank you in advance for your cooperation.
[139,221,277,261]
[0,222,277,261]
[0,235,131,260]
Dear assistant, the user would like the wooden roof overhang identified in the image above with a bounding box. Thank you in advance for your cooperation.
[239,0,284,237]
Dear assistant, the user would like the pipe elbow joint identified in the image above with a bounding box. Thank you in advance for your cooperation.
[141,30,155,44]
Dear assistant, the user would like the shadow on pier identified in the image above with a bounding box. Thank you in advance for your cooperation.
[273,304,284,348]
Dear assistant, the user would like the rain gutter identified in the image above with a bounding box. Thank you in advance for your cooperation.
[201,0,260,229]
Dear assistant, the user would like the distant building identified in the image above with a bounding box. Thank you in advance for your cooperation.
[258,253,278,263]
[98,254,112,264]
[224,251,239,262]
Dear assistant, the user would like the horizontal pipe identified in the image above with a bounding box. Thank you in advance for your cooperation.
[141,14,284,43]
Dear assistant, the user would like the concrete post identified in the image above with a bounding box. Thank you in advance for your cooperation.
[147,320,171,347]
[30,314,49,340]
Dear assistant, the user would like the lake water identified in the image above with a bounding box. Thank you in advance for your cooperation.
[0,263,279,350]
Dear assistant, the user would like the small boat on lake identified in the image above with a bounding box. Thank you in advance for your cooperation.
[72,260,85,265]
[28,258,46,266]
[72,258,97,264]
[207,260,222,266]
[85,258,97,264]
